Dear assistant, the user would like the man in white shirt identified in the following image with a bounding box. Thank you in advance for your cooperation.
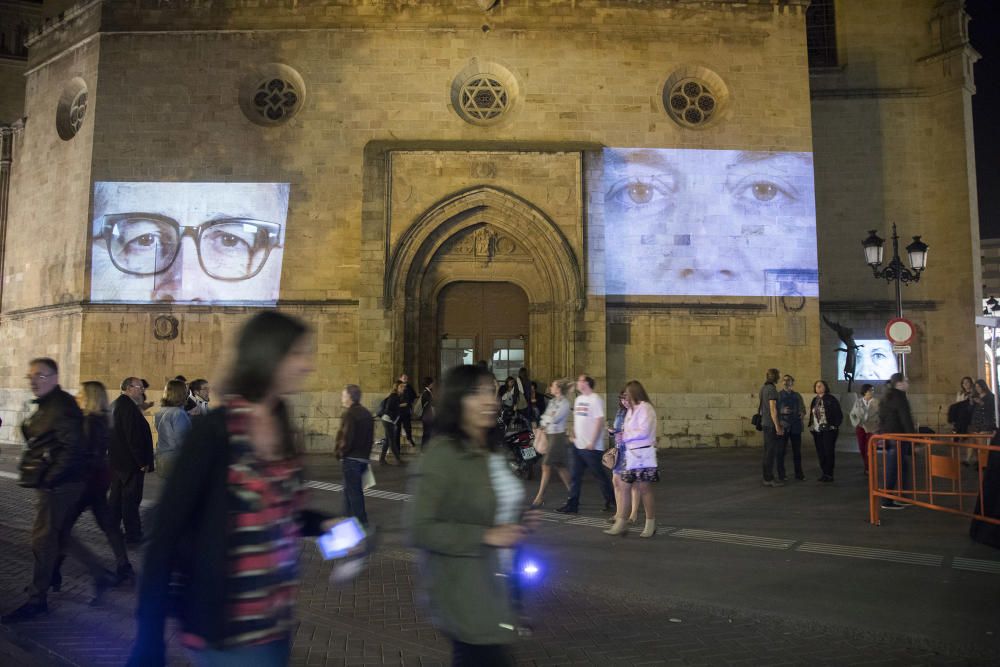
[556,375,615,514]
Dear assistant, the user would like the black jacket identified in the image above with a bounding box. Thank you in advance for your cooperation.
[381,393,401,422]
[878,388,915,434]
[809,393,843,429]
[20,386,85,488]
[109,394,154,474]
[130,408,331,665]
[337,403,375,460]
[399,384,417,415]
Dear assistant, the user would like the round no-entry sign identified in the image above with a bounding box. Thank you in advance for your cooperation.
[885,317,916,346]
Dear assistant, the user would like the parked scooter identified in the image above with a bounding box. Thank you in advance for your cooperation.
[498,407,538,480]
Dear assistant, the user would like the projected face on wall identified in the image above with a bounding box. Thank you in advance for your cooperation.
[600,148,818,297]
[838,339,898,381]
[90,182,289,304]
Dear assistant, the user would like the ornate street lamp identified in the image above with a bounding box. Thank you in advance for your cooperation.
[861,223,929,374]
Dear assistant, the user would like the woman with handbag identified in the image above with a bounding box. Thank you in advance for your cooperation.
[809,380,843,482]
[530,378,572,509]
[605,381,658,538]
[604,390,641,528]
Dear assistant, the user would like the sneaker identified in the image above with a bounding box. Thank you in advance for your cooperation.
[762,480,776,487]
[771,480,785,487]
[881,501,905,510]
[554,504,578,514]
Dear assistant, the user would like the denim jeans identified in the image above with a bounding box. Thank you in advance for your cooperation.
[761,428,785,481]
[342,458,369,526]
[777,432,802,479]
[567,448,614,510]
[379,420,401,462]
[190,637,291,666]
[879,441,912,496]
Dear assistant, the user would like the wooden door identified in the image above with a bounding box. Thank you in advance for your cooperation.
[437,282,529,380]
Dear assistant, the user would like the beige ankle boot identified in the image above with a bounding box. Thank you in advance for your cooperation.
[603,518,628,536]
[640,519,656,538]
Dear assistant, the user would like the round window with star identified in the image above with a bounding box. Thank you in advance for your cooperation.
[450,60,520,127]
[458,76,509,123]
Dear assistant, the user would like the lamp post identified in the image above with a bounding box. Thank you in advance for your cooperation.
[861,223,929,375]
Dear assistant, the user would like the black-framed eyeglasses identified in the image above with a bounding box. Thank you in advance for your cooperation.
[99,213,283,281]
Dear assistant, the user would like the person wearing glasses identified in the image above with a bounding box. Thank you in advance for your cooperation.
[2,359,88,623]
[90,182,289,304]
[109,377,155,544]
[776,375,807,481]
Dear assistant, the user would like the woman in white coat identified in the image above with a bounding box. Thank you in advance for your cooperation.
[605,380,658,538]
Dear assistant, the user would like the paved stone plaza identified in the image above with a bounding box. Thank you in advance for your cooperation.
[0,447,998,666]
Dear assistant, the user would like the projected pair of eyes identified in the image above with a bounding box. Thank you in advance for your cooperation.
[100,214,282,281]
[607,175,797,211]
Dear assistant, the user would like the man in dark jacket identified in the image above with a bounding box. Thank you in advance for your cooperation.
[2,358,85,623]
[398,373,418,448]
[336,384,375,526]
[877,373,915,509]
[109,376,154,543]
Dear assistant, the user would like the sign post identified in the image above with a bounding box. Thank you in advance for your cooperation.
[885,317,915,376]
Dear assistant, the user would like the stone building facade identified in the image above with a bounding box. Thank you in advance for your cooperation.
[0,0,984,451]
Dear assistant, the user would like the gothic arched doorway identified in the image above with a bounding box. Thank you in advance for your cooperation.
[384,187,585,388]
[438,281,530,380]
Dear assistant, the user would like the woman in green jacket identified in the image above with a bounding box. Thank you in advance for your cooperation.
[410,364,535,666]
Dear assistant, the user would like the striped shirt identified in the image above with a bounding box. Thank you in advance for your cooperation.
[182,399,305,650]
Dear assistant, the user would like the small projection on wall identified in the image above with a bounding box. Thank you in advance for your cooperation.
[595,148,818,297]
[90,182,290,305]
[837,339,899,382]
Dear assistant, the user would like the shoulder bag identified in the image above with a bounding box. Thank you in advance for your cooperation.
[533,428,549,455]
[602,445,619,470]
[18,443,50,488]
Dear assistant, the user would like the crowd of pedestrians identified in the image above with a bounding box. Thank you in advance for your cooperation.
[759,366,999,513]
[5,309,995,666]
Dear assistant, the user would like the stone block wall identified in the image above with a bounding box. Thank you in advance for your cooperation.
[811,0,982,423]
[18,1,984,452]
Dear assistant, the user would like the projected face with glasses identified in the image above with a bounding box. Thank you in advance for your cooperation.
[91,182,290,304]
[600,148,818,297]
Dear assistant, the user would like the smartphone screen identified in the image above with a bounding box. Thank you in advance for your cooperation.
[316,518,366,560]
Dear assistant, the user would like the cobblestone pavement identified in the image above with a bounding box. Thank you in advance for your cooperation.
[0,449,997,666]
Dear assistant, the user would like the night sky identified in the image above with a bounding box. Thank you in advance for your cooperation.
[969,0,1000,239]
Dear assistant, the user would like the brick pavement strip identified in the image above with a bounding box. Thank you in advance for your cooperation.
[0,478,993,666]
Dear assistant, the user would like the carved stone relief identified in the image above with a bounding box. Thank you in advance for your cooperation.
[437,224,527,264]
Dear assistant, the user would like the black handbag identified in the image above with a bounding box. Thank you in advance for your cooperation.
[18,444,50,488]
[751,414,763,431]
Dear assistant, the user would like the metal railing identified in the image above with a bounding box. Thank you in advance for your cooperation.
[868,433,999,526]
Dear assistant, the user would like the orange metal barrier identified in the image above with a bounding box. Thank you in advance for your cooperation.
[868,433,1000,526]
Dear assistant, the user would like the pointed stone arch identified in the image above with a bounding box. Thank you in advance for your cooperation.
[385,186,584,308]
[383,186,586,384]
